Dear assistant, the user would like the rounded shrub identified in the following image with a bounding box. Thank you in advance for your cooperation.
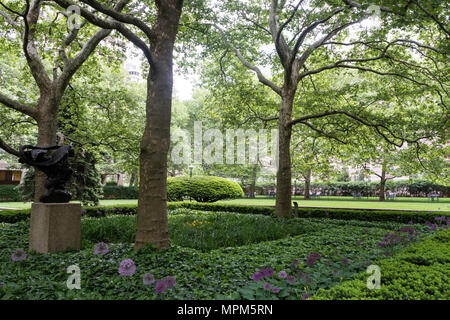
[167,176,244,202]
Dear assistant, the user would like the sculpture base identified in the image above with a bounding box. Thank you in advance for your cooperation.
[29,203,81,254]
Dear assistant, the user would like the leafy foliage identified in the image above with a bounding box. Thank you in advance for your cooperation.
[0,211,444,300]
[167,176,244,202]
[312,229,450,300]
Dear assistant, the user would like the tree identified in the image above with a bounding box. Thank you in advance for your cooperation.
[0,0,127,201]
[203,0,448,217]
[52,0,185,250]
[291,129,339,199]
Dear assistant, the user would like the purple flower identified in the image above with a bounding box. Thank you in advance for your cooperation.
[11,249,26,262]
[341,258,349,265]
[302,293,311,300]
[155,279,167,293]
[259,268,274,277]
[286,275,296,284]
[164,276,176,287]
[118,259,136,276]
[252,272,263,281]
[278,271,287,279]
[143,273,155,285]
[305,253,321,266]
[263,283,271,291]
[81,210,87,216]
[291,259,299,266]
[377,242,387,248]
[272,287,280,294]
[93,242,109,255]
[408,221,413,225]
[0,282,2,288]
[431,224,437,231]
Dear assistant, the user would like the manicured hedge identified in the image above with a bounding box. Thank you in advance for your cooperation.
[0,185,21,202]
[311,229,450,300]
[0,209,30,223]
[167,176,244,202]
[100,177,245,202]
[2,201,449,224]
[251,179,449,197]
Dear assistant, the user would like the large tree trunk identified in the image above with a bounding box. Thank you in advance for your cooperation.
[134,1,182,251]
[304,168,311,200]
[34,93,59,202]
[249,164,258,199]
[379,163,386,201]
[275,92,294,218]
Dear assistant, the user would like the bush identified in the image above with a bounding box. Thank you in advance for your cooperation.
[2,201,449,224]
[0,209,30,223]
[311,229,450,300]
[102,186,138,199]
[167,176,244,202]
[265,179,449,197]
[0,185,21,202]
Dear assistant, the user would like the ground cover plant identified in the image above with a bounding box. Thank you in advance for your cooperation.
[0,209,448,300]
[311,229,450,300]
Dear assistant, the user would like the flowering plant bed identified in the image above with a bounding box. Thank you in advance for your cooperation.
[0,209,448,300]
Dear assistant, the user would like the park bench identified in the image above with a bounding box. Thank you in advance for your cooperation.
[386,192,396,200]
[428,193,440,201]
[311,192,321,199]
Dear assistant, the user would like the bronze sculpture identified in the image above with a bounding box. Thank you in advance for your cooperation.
[19,144,75,203]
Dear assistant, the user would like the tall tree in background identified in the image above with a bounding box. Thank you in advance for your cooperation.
[205,0,448,217]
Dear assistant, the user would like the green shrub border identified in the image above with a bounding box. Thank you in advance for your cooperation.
[1,201,449,224]
[311,229,450,300]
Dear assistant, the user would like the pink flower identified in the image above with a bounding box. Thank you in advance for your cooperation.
[252,272,263,281]
[143,273,155,285]
[93,242,109,255]
[118,259,136,276]
[155,279,167,293]
[164,276,176,287]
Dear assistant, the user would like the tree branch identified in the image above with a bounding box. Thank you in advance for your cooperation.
[0,8,19,26]
[79,0,156,40]
[0,92,38,119]
[0,136,20,157]
[211,23,282,95]
[269,0,291,68]
[52,0,154,67]
[22,0,51,90]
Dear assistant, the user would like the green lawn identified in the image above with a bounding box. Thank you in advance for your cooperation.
[1,196,449,211]
[0,199,138,210]
[219,196,450,212]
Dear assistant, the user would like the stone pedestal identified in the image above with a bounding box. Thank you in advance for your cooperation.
[29,203,81,253]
